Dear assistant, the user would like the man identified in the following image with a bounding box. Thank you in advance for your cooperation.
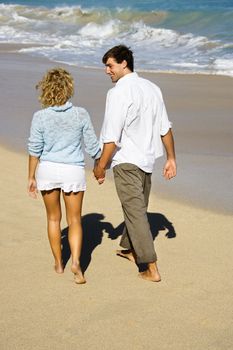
[94,45,177,282]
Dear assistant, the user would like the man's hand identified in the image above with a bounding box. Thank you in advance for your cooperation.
[93,142,116,185]
[28,178,38,198]
[163,159,177,180]
[161,129,177,180]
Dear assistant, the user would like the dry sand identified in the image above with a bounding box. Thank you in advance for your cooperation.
[0,47,233,349]
[1,145,233,350]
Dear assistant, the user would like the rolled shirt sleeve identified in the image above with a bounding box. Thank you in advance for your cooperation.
[160,101,172,136]
[100,88,128,147]
[28,112,44,157]
[82,110,101,159]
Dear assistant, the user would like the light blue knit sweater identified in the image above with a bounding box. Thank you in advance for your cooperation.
[28,101,101,166]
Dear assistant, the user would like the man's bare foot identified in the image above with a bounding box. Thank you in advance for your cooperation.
[139,270,161,282]
[71,262,86,284]
[74,273,86,284]
[139,262,161,282]
[116,249,136,263]
[54,263,64,274]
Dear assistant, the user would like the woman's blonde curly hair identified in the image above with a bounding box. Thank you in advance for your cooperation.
[36,67,74,107]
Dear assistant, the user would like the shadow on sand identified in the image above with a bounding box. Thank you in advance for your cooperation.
[61,212,176,273]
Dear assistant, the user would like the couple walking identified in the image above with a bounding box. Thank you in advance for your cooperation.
[28,45,177,284]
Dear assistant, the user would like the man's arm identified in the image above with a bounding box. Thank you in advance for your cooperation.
[93,142,116,183]
[161,129,177,180]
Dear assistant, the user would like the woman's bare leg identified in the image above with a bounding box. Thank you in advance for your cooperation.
[42,189,63,274]
[62,191,86,284]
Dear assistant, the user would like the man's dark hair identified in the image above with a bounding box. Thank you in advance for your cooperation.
[102,45,134,72]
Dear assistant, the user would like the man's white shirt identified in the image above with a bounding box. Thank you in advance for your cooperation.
[100,72,172,173]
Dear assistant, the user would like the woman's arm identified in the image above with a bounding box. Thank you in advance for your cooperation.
[28,155,39,198]
[27,112,44,198]
[82,110,101,159]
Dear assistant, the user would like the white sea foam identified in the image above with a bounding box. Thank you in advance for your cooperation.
[0,3,232,76]
[79,20,121,39]
[214,58,233,76]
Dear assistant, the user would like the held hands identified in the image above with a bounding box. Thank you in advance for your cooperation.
[93,143,116,185]
[163,159,177,180]
[93,160,106,185]
[97,177,105,185]
[28,178,38,199]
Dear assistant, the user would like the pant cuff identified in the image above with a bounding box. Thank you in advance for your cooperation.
[136,254,157,264]
[120,242,131,250]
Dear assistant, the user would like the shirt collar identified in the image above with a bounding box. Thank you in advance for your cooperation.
[116,72,138,86]
[49,101,73,112]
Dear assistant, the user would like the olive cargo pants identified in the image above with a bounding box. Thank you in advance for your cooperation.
[113,163,157,264]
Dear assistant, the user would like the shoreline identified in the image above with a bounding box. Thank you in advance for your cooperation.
[1,42,233,79]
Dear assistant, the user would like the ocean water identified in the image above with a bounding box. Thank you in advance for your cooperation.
[1,0,233,75]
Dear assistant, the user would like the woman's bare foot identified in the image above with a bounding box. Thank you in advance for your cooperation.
[116,249,136,263]
[71,262,86,284]
[139,262,161,282]
[54,262,64,274]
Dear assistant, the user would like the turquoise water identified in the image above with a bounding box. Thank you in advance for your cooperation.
[1,0,233,75]
[2,0,233,10]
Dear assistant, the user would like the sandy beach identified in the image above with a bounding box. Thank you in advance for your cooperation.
[1,46,233,349]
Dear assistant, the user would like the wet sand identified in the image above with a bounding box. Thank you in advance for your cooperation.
[1,46,233,349]
[0,46,232,214]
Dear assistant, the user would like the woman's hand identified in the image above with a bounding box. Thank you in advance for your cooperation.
[28,178,38,199]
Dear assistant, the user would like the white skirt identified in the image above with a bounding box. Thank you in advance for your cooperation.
[36,161,86,193]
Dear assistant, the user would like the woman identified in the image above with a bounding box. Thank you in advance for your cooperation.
[28,67,101,284]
